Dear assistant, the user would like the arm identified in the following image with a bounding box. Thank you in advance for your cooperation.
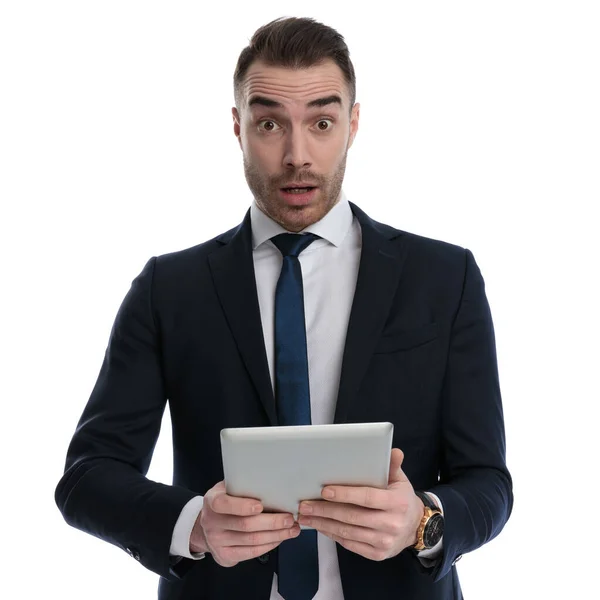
[427,249,514,580]
[54,257,198,579]
[55,258,300,579]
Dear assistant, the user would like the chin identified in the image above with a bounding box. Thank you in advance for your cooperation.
[280,205,325,231]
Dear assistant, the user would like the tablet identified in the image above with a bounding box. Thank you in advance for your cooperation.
[221,422,393,522]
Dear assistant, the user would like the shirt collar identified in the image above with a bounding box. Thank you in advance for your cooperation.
[250,189,353,250]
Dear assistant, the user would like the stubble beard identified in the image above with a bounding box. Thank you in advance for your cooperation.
[243,150,348,232]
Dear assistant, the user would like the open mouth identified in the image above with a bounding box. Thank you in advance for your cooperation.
[280,186,317,194]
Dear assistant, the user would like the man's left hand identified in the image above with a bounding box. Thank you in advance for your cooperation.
[297,448,424,561]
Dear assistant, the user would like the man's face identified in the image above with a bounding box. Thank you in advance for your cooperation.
[233,59,360,232]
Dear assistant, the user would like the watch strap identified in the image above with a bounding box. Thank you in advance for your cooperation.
[415,491,438,511]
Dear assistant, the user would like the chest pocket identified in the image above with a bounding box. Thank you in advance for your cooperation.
[373,322,439,354]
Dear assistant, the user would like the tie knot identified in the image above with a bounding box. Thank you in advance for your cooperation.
[271,233,320,258]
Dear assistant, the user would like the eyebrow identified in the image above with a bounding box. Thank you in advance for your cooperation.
[247,94,343,110]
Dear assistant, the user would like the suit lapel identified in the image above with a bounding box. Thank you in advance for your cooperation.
[208,210,278,425]
[206,201,407,427]
[334,202,408,424]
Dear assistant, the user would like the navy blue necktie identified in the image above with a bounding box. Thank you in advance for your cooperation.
[271,233,319,600]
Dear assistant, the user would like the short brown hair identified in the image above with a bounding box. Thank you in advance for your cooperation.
[233,17,356,115]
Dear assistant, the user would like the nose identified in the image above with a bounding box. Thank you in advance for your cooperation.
[282,125,312,170]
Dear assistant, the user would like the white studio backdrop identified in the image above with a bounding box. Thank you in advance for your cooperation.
[1,1,598,597]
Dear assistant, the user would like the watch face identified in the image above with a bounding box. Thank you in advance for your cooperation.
[424,513,444,548]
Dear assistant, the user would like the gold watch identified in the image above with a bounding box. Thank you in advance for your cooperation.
[413,491,444,551]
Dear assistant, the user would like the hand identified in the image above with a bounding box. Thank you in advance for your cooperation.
[297,448,424,561]
[190,480,301,567]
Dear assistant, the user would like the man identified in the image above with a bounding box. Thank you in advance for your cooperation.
[55,16,513,600]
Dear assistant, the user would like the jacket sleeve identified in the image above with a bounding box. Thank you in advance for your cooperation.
[55,257,198,579]
[427,249,514,581]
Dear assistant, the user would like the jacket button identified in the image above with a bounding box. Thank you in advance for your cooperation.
[127,547,141,561]
[257,553,270,564]
[452,554,463,566]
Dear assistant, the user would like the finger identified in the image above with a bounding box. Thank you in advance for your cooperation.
[316,484,393,510]
[299,500,378,528]
[298,515,392,551]
[221,511,297,532]
[388,448,409,484]
[221,540,284,564]
[326,533,390,562]
[220,523,301,546]
[210,486,264,516]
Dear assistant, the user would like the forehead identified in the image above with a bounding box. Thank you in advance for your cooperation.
[241,59,348,112]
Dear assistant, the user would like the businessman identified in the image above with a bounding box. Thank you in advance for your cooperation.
[56,16,513,600]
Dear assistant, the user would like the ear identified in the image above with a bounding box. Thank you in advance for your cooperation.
[347,102,360,149]
[232,107,242,149]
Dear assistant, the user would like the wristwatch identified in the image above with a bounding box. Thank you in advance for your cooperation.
[412,491,444,551]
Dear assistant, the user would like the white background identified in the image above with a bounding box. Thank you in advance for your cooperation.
[1,1,598,597]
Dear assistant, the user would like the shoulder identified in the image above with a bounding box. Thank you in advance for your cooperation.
[153,221,241,272]
[361,213,478,310]
[352,202,469,270]
[395,228,468,273]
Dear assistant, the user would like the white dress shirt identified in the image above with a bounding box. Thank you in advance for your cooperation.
[169,190,443,598]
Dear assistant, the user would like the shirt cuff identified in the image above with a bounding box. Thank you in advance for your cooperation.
[169,495,206,560]
[416,491,444,562]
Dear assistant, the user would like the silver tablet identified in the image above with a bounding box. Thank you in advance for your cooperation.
[221,422,393,522]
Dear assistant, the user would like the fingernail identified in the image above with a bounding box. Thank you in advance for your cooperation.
[284,517,293,527]
[322,488,335,499]
[252,504,262,513]
[299,502,313,514]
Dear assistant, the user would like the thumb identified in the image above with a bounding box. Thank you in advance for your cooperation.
[388,448,409,484]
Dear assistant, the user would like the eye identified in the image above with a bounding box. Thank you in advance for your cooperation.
[316,119,334,131]
[258,120,281,132]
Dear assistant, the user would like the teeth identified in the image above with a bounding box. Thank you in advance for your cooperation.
[285,187,312,194]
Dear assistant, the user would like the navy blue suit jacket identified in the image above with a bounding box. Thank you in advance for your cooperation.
[55,202,513,599]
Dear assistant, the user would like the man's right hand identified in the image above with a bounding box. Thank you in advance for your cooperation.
[190,481,301,567]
